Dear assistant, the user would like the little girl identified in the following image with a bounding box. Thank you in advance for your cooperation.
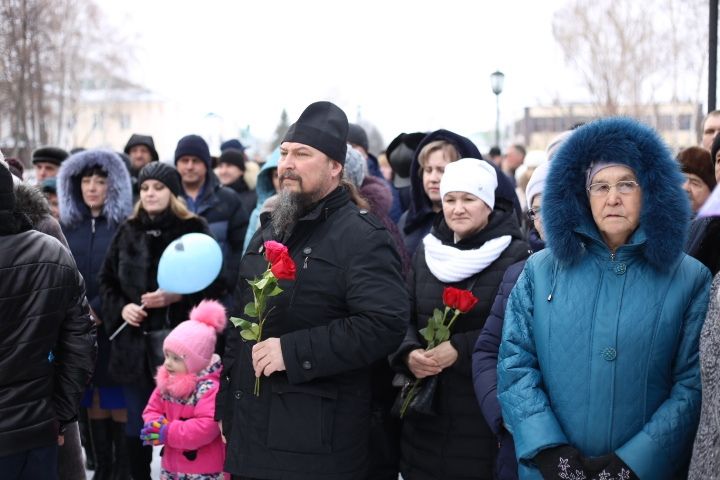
[140,300,227,480]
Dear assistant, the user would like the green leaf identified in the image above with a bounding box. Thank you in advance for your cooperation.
[420,321,436,344]
[266,286,283,297]
[435,325,450,343]
[229,316,245,328]
[240,319,256,330]
[251,323,260,336]
[240,329,258,341]
[432,308,444,325]
[256,276,270,290]
[243,302,258,318]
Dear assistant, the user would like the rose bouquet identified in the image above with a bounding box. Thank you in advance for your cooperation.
[230,240,296,395]
[398,286,478,418]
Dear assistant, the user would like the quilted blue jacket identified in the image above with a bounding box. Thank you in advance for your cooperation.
[497,118,712,480]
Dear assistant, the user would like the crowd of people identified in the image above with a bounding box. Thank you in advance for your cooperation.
[1,102,720,480]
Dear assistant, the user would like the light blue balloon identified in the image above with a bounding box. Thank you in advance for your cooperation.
[157,233,223,294]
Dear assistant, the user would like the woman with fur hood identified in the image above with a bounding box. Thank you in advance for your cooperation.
[58,149,133,479]
[99,162,223,480]
[498,118,711,480]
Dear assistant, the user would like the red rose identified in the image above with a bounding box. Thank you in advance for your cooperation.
[270,252,296,280]
[455,290,478,313]
[442,287,462,310]
[264,241,288,264]
[442,286,477,313]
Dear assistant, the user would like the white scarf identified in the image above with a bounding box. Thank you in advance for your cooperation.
[423,233,512,283]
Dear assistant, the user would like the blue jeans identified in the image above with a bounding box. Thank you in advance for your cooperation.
[0,444,58,480]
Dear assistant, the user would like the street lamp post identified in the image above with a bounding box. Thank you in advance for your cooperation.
[490,70,505,148]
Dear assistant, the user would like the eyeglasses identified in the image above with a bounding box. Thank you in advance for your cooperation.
[527,207,541,221]
[587,180,640,197]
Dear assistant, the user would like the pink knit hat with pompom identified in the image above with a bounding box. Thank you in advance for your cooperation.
[163,300,227,374]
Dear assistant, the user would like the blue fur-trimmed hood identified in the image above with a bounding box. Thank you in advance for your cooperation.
[57,149,133,228]
[543,117,690,270]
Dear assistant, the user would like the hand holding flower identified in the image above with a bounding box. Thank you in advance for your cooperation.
[399,286,478,418]
[252,337,286,377]
[424,341,458,370]
[406,349,441,378]
[231,240,296,395]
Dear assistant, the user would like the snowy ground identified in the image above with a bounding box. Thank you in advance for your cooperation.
[84,448,162,479]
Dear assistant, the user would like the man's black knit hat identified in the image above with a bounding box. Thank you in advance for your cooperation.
[282,101,348,164]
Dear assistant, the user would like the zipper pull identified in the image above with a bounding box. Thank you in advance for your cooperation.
[610,252,615,261]
[91,217,96,234]
[303,256,309,269]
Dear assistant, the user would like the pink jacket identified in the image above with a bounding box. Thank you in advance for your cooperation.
[143,355,225,475]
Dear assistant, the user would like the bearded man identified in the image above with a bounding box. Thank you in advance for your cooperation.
[217,101,409,480]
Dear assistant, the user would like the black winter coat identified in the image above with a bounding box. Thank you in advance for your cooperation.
[184,172,248,301]
[226,176,258,217]
[217,186,410,480]
[686,216,720,275]
[65,214,118,387]
[98,210,223,384]
[472,260,526,480]
[390,208,529,480]
[0,214,96,456]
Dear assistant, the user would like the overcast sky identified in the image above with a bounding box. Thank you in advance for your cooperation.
[95,0,637,149]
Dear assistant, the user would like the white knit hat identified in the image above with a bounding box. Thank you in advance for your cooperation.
[525,160,551,209]
[440,158,497,210]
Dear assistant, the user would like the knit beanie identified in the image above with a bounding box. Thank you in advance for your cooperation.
[174,134,211,169]
[218,148,246,171]
[42,177,57,194]
[138,162,182,197]
[546,130,574,160]
[347,123,369,151]
[585,161,630,189]
[124,134,159,161]
[678,146,716,190]
[525,160,550,209]
[343,145,367,187]
[282,101,348,164]
[32,146,69,166]
[0,162,14,211]
[440,158,498,210]
[163,300,227,374]
[220,139,245,152]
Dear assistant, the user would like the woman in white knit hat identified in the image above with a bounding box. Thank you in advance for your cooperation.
[390,158,530,480]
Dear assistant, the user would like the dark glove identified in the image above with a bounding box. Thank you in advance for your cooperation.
[583,453,638,480]
[534,445,587,479]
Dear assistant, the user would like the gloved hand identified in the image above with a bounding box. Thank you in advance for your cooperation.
[533,445,587,479]
[583,453,638,480]
[140,417,169,446]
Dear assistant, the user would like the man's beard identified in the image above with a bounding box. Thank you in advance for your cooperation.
[270,188,314,238]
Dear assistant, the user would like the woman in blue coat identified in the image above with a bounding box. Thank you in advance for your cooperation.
[498,118,711,480]
[58,149,133,479]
